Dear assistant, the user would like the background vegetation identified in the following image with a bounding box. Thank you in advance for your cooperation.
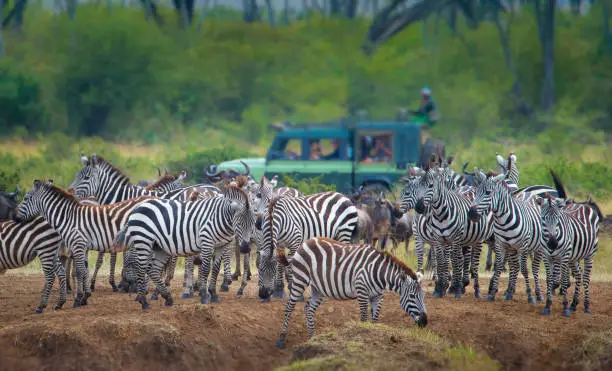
[0,2,609,201]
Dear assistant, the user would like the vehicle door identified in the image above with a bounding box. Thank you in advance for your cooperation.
[265,136,307,178]
[353,130,399,190]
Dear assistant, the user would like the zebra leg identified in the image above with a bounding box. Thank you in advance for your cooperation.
[164,256,177,287]
[54,256,67,310]
[370,293,385,322]
[449,246,463,298]
[560,260,571,317]
[150,251,174,307]
[532,249,543,302]
[135,246,152,310]
[181,256,195,299]
[504,249,521,301]
[237,251,250,297]
[232,243,241,281]
[208,250,224,303]
[570,261,583,311]
[276,274,309,349]
[198,247,214,304]
[71,243,89,308]
[485,240,494,272]
[583,255,594,314]
[462,245,471,292]
[108,252,118,292]
[541,255,554,315]
[90,251,104,292]
[487,243,505,301]
[434,243,449,298]
[64,253,73,294]
[520,251,535,304]
[304,289,324,339]
[273,260,286,299]
[471,243,482,299]
[414,234,425,274]
[220,245,232,292]
[36,253,58,314]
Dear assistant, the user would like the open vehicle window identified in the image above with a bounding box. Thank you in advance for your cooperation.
[268,138,302,160]
[357,132,394,164]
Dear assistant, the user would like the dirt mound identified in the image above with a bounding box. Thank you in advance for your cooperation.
[571,330,612,371]
[281,322,499,371]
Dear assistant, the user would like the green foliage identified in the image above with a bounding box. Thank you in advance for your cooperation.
[1,4,610,147]
[281,174,336,194]
[168,148,257,184]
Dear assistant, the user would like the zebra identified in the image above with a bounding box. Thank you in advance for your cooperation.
[468,168,545,303]
[0,216,67,313]
[538,170,601,316]
[274,237,427,349]
[418,167,494,299]
[15,180,154,307]
[257,191,360,302]
[113,185,254,310]
[68,153,232,298]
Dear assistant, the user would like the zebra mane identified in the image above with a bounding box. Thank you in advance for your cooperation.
[548,168,568,199]
[91,155,132,184]
[41,183,81,205]
[379,250,418,280]
[268,195,285,262]
[144,174,179,190]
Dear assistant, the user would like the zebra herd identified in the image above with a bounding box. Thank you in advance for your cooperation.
[0,150,602,348]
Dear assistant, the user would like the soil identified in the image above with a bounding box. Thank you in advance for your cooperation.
[1,275,611,371]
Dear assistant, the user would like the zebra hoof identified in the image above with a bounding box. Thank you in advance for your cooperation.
[220,284,229,292]
[231,273,240,281]
[584,308,592,314]
[211,296,221,303]
[111,285,118,293]
[200,293,211,304]
[237,288,244,297]
[164,300,174,307]
[73,301,79,309]
[276,340,286,349]
[141,302,151,310]
[447,286,455,294]
[528,297,536,304]
[90,282,96,291]
[569,305,576,311]
[247,273,252,281]
[35,307,44,314]
[541,307,551,315]
[150,293,159,301]
[486,295,495,302]
[181,292,194,299]
[260,297,271,303]
[536,297,544,303]
[474,290,481,299]
[433,291,442,298]
[562,309,571,317]
[54,305,62,311]
[504,293,513,301]
[454,291,461,299]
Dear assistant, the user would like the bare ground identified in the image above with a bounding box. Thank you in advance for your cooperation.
[0,275,611,371]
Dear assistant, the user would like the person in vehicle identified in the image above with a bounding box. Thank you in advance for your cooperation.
[412,87,439,127]
[310,140,322,160]
[372,135,393,162]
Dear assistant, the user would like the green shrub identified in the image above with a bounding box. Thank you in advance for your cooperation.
[281,174,336,194]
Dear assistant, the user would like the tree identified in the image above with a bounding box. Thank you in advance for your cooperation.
[534,0,556,112]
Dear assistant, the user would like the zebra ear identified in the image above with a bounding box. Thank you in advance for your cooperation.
[270,175,279,187]
[91,153,99,166]
[80,152,89,166]
[33,179,42,189]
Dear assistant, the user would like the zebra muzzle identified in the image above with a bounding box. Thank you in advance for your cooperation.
[415,199,426,214]
[547,237,559,251]
[258,287,272,300]
[239,241,251,254]
[415,313,428,327]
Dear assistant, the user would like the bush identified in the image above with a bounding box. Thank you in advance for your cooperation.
[281,174,336,194]
[168,148,258,184]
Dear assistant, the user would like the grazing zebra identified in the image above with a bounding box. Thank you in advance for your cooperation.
[16,180,153,307]
[68,153,232,298]
[538,170,601,316]
[257,191,359,302]
[274,237,427,349]
[468,168,545,303]
[0,216,66,313]
[418,167,494,299]
[113,185,254,310]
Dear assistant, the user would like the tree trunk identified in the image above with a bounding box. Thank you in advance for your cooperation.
[196,0,210,32]
[492,8,533,116]
[535,0,556,112]
[604,0,612,52]
[242,0,259,23]
[345,0,358,18]
[329,0,342,14]
[283,0,289,24]
[264,0,276,26]
[0,0,4,60]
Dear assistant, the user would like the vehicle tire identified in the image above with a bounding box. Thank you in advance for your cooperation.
[419,138,446,169]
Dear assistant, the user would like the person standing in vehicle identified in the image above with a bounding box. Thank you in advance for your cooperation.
[412,87,439,127]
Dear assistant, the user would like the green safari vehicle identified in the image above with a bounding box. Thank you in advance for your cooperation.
[213,115,445,194]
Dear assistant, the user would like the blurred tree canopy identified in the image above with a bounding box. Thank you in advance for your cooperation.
[0,1,609,149]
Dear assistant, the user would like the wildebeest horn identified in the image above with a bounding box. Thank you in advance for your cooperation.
[157,168,162,177]
[9,185,19,197]
[240,161,250,177]
[164,167,169,176]
[462,161,475,176]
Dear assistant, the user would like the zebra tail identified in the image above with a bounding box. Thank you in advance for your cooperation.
[113,224,129,252]
[277,247,289,267]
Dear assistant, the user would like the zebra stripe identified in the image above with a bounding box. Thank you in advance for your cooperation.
[68,154,231,298]
[539,197,600,316]
[257,191,359,301]
[16,180,153,308]
[114,185,254,309]
[0,217,67,313]
[419,168,494,299]
[274,237,427,349]
[469,170,545,303]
